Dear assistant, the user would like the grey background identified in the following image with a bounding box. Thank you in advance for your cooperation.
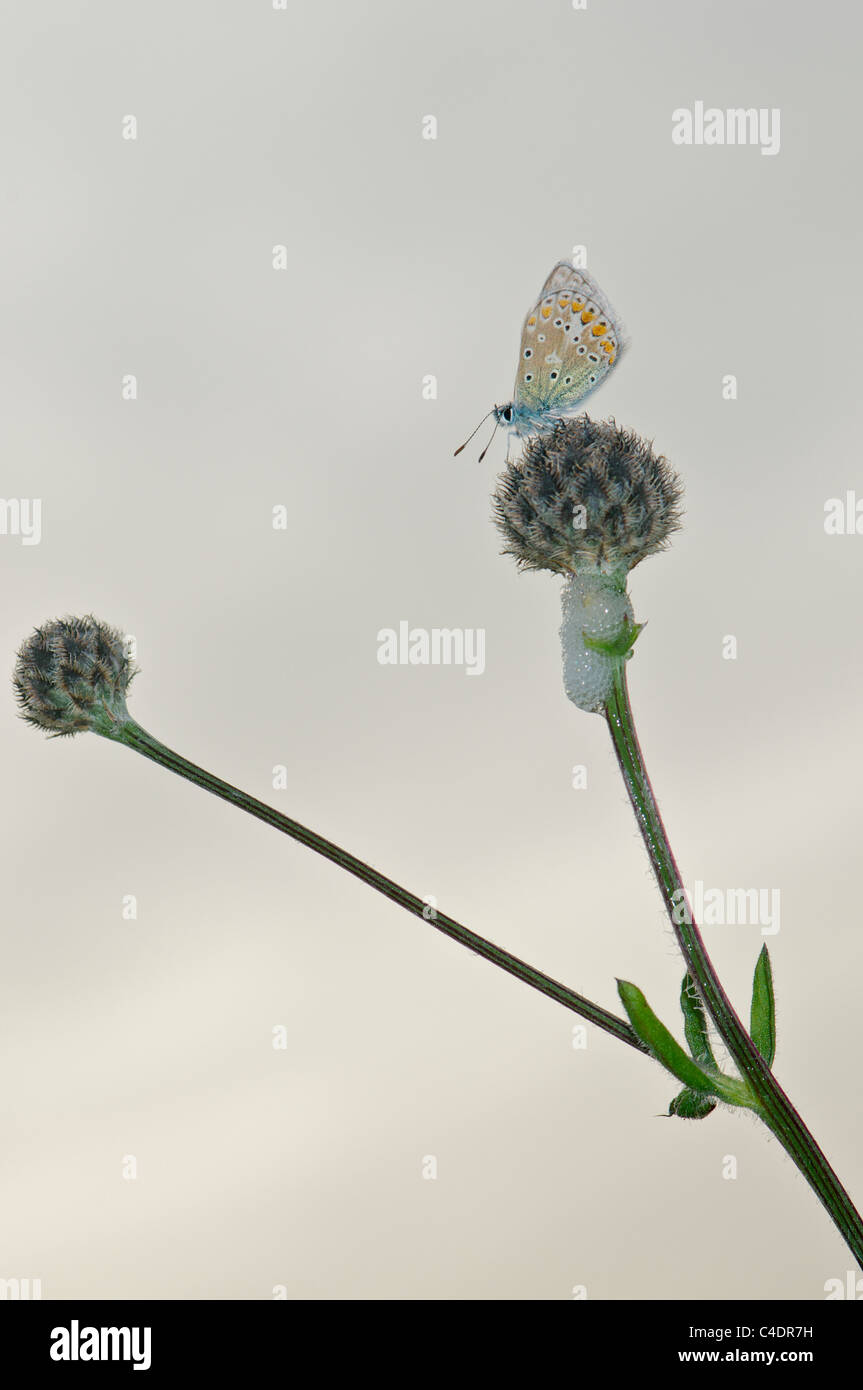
[1,0,860,1299]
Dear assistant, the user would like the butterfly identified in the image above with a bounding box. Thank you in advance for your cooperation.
[455,261,626,460]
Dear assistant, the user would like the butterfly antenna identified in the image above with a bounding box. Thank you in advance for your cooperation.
[453,410,493,457]
[476,417,500,464]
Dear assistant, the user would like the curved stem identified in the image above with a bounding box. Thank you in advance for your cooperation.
[605,663,863,1265]
[114,719,645,1054]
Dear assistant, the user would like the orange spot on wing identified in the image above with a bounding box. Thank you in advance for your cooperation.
[541,306,552,318]
[581,309,596,324]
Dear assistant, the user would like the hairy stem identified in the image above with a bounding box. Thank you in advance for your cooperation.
[115,719,645,1053]
[605,663,863,1265]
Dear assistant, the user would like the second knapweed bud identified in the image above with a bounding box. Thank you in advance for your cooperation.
[13,616,136,738]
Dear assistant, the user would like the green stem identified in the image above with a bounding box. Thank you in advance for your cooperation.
[114,719,645,1054]
[605,662,863,1266]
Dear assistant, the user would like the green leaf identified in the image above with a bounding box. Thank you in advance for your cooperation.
[668,1088,718,1120]
[680,973,718,1071]
[617,979,757,1110]
[617,979,720,1093]
[583,619,645,659]
[749,945,776,1067]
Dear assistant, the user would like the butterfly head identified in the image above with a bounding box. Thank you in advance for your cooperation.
[494,400,552,438]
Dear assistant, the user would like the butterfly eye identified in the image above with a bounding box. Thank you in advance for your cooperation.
[502,406,513,423]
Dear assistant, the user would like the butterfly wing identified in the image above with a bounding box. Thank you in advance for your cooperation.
[511,264,626,429]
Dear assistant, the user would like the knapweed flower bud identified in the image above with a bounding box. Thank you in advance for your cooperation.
[560,571,635,712]
[668,1088,717,1120]
[13,616,136,738]
[492,416,683,576]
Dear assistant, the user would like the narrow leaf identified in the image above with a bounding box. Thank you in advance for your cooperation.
[617,979,718,1093]
[750,945,776,1067]
[680,973,718,1071]
[618,979,757,1110]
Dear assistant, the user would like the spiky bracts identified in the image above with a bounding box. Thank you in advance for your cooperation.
[14,616,136,738]
[492,417,683,576]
